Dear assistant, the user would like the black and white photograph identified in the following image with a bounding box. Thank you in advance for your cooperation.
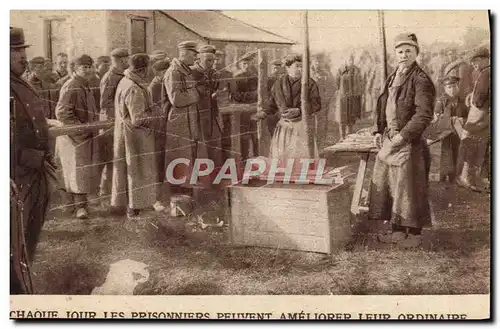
[9,9,491,320]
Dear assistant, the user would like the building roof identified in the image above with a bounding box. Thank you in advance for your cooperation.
[160,10,295,45]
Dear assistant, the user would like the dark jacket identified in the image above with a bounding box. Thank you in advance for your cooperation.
[373,62,436,144]
[99,67,125,120]
[10,73,52,293]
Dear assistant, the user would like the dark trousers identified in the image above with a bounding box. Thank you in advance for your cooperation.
[98,133,114,196]
[154,120,167,201]
[240,112,258,160]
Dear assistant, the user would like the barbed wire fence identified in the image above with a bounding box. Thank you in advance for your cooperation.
[36,50,276,213]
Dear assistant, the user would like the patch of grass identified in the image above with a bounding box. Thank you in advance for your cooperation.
[31,118,490,295]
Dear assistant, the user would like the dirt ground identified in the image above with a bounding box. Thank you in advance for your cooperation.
[30,117,491,295]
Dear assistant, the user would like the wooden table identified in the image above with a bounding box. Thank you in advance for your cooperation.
[322,144,378,217]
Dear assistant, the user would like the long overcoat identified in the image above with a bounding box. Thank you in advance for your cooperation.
[369,62,435,228]
[10,73,52,267]
[55,75,100,194]
[163,58,200,185]
[111,69,158,210]
[335,64,363,125]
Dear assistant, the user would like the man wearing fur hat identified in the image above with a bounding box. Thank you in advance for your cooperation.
[369,33,436,248]
[98,48,129,201]
[111,53,158,222]
[55,54,100,220]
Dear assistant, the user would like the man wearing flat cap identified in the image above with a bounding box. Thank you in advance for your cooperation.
[146,50,169,83]
[54,53,69,81]
[112,53,158,223]
[26,56,58,120]
[233,52,259,160]
[10,26,54,294]
[148,59,171,212]
[428,75,468,182]
[457,46,490,192]
[265,59,286,136]
[214,50,233,107]
[98,48,129,201]
[163,41,200,195]
[55,54,100,220]
[311,55,334,150]
[190,44,224,185]
[335,53,363,140]
[369,32,436,248]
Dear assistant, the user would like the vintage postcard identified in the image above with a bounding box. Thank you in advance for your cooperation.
[9,9,491,320]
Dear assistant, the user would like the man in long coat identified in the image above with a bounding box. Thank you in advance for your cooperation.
[458,47,490,192]
[54,52,69,81]
[98,48,129,200]
[369,33,435,248]
[10,27,54,292]
[335,54,363,140]
[26,56,58,120]
[55,54,99,219]
[232,54,259,160]
[190,45,224,187]
[311,56,335,150]
[163,41,200,195]
[111,54,158,220]
[214,50,235,162]
[148,59,171,212]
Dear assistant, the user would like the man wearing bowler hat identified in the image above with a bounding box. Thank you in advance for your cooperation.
[10,27,54,293]
[98,48,129,202]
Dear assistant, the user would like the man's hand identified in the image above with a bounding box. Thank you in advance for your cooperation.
[465,93,472,108]
[374,133,383,149]
[431,113,440,124]
[390,133,405,150]
[253,111,267,120]
[283,108,301,119]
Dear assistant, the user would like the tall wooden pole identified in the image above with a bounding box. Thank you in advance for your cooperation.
[257,49,271,157]
[301,11,315,158]
[378,10,388,82]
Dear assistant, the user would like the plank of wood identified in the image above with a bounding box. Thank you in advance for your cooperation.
[350,153,369,216]
[257,49,271,157]
[219,103,256,115]
[48,120,114,138]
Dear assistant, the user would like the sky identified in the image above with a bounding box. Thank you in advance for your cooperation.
[223,10,490,53]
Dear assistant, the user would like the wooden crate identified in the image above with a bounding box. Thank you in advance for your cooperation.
[227,181,352,254]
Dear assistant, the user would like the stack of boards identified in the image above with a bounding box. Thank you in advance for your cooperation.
[327,133,377,153]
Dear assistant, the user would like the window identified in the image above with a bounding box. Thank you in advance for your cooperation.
[130,18,147,54]
[45,18,67,60]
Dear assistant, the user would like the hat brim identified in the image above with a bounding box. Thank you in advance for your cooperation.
[11,44,30,49]
[395,41,419,50]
